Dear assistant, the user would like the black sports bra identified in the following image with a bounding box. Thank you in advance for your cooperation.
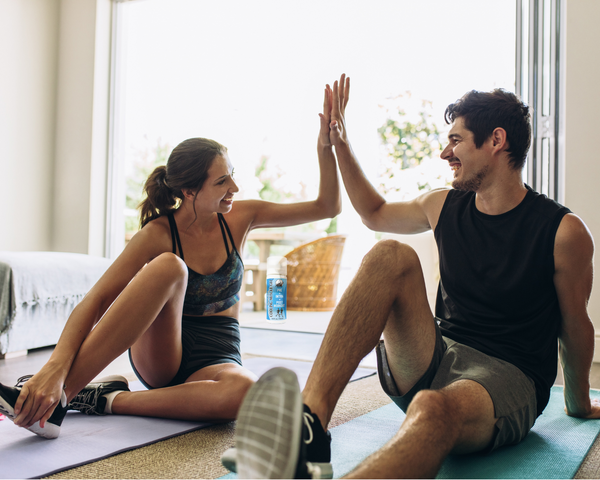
[167,213,244,316]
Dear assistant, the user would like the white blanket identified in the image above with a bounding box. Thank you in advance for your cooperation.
[0,251,111,334]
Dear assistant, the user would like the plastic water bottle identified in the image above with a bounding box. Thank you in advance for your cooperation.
[266,256,287,323]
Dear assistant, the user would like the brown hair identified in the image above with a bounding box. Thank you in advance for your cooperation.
[139,137,227,228]
[444,89,531,171]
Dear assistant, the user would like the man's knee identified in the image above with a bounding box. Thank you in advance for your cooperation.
[407,385,497,454]
[408,389,455,422]
[361,239,422,278]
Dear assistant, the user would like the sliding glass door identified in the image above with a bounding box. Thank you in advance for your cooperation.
[106,0,517,258]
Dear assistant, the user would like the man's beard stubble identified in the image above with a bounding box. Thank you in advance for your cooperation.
[452,165,490,192]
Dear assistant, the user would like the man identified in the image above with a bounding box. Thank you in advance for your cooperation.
[230,75,599,479]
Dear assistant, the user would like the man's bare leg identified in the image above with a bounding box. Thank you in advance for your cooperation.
[345,380,497,479]
[303,239,437,428]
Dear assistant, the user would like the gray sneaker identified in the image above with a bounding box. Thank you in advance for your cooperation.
[221,410,333,478]
[69,375,129,415]
[234,367,331,479]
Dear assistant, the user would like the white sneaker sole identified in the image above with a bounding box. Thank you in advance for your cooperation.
[221,447,333,478]
[0,390,65,439]
[235,367,304,479]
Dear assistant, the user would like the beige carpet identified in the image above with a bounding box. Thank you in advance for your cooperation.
[44,364,600,479]
[46,371,388,479]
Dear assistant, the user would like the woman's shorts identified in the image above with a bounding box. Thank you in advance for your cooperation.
[376,320,538,452]
[129,315,243,389]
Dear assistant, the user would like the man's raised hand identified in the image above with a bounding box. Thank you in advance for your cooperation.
[330,73,350,148]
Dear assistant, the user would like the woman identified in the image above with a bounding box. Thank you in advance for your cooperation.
[0,84,343,439]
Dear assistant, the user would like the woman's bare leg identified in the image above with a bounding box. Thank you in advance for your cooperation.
[62,253,188,401]
[111,363,257,421]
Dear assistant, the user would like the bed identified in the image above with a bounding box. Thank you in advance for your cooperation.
[0,251,111,356]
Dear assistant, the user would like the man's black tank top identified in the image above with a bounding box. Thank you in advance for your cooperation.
[434,185,571,415]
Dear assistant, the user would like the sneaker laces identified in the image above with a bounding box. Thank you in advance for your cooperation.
[303,412,315,445]
[70,386,102,414]
[15,375,33,388]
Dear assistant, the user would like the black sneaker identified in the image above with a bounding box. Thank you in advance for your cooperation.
[69,375,129,415]
[0,375,68,439]
[221,405,333,477]
[232,367,332,479]
[302,405,332,475]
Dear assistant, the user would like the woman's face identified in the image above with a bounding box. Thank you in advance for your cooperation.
[194,153,239,214]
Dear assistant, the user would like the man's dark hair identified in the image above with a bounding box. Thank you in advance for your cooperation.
[444,89,532,171]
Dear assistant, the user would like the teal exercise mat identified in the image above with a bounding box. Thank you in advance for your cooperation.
[221,386,600,479]
[333,386,600,479]
[436,386,600,479]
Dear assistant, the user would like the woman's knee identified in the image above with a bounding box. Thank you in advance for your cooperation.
[147,252,188,285]
[361,239,422,278]
[214,372,256,420]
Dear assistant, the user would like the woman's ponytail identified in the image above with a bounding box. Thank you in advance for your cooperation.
[139,165,180,228]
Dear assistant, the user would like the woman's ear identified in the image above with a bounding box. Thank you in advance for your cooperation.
[181,188,197,201]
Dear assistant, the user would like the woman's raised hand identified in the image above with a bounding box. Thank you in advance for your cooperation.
[318,83,333,148]
[330,74,350,148]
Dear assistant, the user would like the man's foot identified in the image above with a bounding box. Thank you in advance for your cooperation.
[69,375,129,415]
[222,404,333,477]
[0,375,68,439]
[233,367,332,479]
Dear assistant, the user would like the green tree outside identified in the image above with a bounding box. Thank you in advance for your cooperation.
[377,95,448,198]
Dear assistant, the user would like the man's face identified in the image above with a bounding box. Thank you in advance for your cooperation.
[440,117,490,192]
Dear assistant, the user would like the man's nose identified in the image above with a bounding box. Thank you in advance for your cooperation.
[440,144,453,160]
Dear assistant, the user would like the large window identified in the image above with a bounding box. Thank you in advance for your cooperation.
[517,0,563,201]
[107,0,516,258]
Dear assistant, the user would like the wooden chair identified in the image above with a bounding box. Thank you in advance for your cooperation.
[284,234,347,311]
[240,259,261,311]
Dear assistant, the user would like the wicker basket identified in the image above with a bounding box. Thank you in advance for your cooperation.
[284,234,347,311]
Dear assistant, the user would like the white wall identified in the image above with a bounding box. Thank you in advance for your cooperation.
[52,0,111,255]
[0,0,59,251]
[563,0,600,359]
[0,0,110,255]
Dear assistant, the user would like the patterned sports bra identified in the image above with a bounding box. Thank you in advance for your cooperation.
[167,213,244,316]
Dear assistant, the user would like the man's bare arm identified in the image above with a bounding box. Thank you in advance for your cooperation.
[555,214,600,418]
[329,74,448,234]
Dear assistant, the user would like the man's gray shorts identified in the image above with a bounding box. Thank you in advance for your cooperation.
[376,321,538,452]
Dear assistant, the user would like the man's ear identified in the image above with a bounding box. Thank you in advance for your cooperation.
[491,127,508,152]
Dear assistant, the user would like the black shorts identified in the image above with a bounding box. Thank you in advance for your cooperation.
[129,315,243,389]
[376,320,538,452]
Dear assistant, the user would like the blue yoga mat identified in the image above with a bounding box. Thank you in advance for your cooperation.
[222,386,600,479]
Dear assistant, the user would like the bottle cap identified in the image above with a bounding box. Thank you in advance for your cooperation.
[267,256,287,276]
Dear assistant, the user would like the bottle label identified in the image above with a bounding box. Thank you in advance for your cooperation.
[266,277,287,322]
